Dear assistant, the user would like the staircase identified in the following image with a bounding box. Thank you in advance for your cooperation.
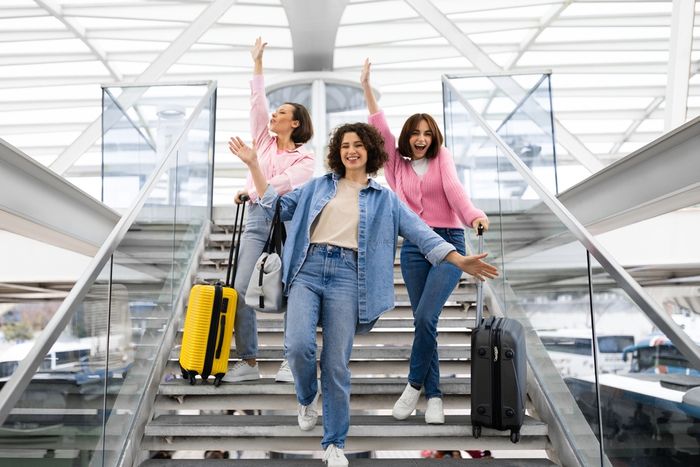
[139,212,558,465]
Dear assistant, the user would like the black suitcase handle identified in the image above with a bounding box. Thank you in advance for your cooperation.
[475,223,485,325]
[226,194,249,287]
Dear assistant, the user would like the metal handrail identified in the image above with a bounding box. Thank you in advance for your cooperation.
[441,74,700,369]
[0,80,218,426]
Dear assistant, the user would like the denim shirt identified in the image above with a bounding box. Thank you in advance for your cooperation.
[258,173,456,323]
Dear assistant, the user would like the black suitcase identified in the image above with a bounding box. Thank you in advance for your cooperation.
[470,226,527,443]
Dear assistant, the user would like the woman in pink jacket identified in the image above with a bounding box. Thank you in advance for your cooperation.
[361,59,489,424]
[223,38,315,384]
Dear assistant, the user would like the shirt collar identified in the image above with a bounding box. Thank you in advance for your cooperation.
[329,172,383,191]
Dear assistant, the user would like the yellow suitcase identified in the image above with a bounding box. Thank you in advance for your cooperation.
[179,283,237,385]
[179,199,247,385]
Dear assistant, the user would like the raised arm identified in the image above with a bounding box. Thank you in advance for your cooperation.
[251,36,265,76]
[361,58,379,115]
[249,37,273,146]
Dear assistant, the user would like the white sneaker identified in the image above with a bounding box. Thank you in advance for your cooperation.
[392,383,421,420]
[221,361,260,383]
[297,392,320,431]
[323,444,348,466]
[425,397,445,424]
[275,359,294,383]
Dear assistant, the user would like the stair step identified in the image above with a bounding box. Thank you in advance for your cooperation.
[168,345,470,362]
[154,378,471,411]
[143,414,548,451]
[164,360,470,379]
[141,458,557,466]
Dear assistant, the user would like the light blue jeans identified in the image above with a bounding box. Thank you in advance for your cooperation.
[401,228,466,400]
[232,203,271,359]
[285,243,372,449]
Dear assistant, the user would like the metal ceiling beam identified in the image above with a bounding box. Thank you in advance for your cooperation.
[34,0,122,81]
[664,0,695,131]
[0,138,120,256]
[280,0,347,71]
[49,0,239,175]
[404,0,605,173]
[559,115,700,234]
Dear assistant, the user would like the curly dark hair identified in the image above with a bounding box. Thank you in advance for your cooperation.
[327,122,389,177]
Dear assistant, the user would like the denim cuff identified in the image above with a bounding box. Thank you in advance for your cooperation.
[425,242,457,265]
[258,184,279,209]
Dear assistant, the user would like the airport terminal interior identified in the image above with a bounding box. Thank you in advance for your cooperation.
[0,0,699,465]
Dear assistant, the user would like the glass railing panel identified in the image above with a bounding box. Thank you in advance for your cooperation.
[0,81,216,467]
[0,268,112,466]
[443,73,580,195]
[101,164,178,467]
[444,80,604,464]
[583,255,700,465]
[101,84,212,212]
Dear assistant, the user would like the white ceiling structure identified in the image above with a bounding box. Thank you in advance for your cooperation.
[1,0,699,203]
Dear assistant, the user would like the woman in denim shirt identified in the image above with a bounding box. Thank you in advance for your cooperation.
[361,59,489,424]
[229,122,497,467]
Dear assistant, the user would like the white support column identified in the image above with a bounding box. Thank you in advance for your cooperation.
[664,0,696,131]
[49,0,238,175]
[311,78,327,175]
[404,0,604,173]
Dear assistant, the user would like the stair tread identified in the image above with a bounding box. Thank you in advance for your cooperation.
[157,377,469,396]
[146,414,547,437]
[141,459,557,466]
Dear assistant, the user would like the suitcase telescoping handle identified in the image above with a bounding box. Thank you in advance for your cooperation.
[475,223,485,326]
[226,194,249,287]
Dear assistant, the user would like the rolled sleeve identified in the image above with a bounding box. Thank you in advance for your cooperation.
[425,242,457,266]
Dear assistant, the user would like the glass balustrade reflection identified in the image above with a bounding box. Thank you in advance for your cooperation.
[444,79,603,464]
[443,74,700,465]
[0,82,216,467]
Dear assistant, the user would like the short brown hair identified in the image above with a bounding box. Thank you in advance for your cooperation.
[286,102,314,144]
[398,113,443,160]
[327,122,388,177]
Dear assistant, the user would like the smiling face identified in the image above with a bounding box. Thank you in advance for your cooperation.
[409,118,433,160]
[269,103,299,136]
[340,131,368,173]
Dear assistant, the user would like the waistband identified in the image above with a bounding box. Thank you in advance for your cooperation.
[308,243,358,259]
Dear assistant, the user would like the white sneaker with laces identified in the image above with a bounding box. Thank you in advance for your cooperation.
[392,383,421,420]
[221,361,260,383]
[297,392,320,431]
[323,444,348,466]
[275,359,294,383]
[425,397,445,424]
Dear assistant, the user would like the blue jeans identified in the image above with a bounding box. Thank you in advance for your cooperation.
[232,203,270,359]
[285,244,370,449]
[401,228,466,399]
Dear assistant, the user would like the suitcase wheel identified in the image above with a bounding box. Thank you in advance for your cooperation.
[472,425,481,439]
[510,430,520,444]
[214,374,224,387]
[188,374,196,385]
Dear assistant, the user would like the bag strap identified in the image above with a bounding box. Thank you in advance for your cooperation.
[262,198,286,255]
[226,194,249,287]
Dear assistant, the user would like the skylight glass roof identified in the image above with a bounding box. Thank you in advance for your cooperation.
[0,0,698,204]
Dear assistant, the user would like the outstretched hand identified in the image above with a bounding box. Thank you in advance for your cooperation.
[361,58,371,87]
[228,136,258,167]
[452,252,498,282]
[251,36,267,62]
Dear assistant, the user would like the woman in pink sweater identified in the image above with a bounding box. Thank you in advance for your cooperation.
[361,59,489,424]
[222,38,315,385]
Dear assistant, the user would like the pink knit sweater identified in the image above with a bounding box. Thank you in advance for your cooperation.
[368,110,486,229]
